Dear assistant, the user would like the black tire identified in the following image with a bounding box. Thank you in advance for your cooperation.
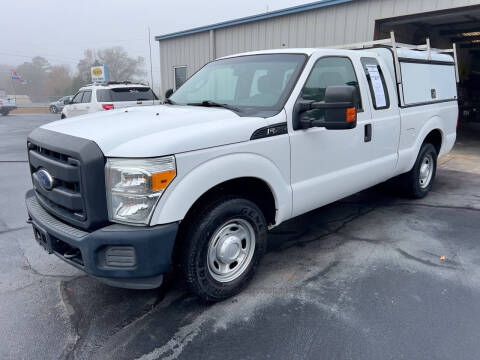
[50,105,57,113]
[180,196,267,302]
[61,114,66,119]
[401,143,438,199]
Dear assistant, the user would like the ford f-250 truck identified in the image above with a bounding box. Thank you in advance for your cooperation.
[25,35,458,301]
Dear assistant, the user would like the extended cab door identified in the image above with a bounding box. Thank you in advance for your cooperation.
[288,54,398,218]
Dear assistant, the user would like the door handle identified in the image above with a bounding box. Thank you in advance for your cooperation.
[364,124,372,142]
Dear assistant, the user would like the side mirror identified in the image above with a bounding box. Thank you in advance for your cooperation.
[296,86,358,130]
[63,98,71,105]
[165,89,173,99]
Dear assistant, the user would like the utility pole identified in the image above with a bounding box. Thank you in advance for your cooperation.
[148,27,154,88]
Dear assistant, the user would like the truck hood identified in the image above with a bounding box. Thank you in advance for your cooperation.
[41,105,268,157]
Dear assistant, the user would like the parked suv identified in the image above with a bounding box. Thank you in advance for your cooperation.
[61,82,159,118]
[26,41,458,301]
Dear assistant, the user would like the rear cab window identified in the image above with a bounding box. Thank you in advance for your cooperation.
[96,87,158,102]
[360,57,390,110]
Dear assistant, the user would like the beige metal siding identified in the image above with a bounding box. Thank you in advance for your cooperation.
[159,31,210,94]
[159,0,480,94]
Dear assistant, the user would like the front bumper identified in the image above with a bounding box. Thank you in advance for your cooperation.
[1,105,17,112]
[25,190,178,289]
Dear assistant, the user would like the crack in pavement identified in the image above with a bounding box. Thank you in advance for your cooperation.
[0,225,29,235]
[17,241,82,279]
[59,280,82,360]
[272,205,377,253]
[396,248,458,270]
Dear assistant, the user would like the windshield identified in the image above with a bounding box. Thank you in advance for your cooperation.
[97,87,158,102]
[170,54,307,117]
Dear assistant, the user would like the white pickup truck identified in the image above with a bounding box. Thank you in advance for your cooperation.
[0,95,17,116]
[25,36,458,301]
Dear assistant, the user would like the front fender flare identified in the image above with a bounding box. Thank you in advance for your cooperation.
[150,153,292,226]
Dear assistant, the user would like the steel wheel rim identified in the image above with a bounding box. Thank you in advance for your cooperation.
[207,218,256,283]
[419,153,434,189]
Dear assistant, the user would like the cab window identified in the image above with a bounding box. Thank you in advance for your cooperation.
[301,56,362,110]
[360,57,390,110]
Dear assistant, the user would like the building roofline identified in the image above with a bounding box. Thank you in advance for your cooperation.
[155,0,352,41]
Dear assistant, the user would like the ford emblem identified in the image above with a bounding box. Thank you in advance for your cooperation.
[37,169,54,190]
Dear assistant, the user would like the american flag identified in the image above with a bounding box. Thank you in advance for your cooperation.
[11,70,27,84]
[11,70,21,81]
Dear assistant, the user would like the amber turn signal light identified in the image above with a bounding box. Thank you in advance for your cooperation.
[346,107,357,123]
[151,170,176,191]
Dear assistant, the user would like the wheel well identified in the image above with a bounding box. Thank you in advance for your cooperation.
[423,129,442,154]
[182,177,277,227]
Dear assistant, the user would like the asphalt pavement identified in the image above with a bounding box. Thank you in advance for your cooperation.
[1,113,480,360]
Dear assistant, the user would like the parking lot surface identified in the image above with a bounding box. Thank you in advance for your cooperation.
[1,114,480,360]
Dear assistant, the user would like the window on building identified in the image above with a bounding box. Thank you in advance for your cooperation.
[174,66,187,90]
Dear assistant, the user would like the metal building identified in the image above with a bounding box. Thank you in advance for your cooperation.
[156,0,480,115]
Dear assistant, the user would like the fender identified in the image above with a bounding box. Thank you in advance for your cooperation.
[396,115,445,174]
[150,153,292,226]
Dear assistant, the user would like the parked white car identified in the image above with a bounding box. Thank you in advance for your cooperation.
[61,82,159,118]
[26,37,458,301]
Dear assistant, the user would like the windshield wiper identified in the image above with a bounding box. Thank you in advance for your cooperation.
[187,100,240,112]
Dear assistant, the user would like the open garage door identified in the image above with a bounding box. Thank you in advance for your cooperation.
[375,5,480,123]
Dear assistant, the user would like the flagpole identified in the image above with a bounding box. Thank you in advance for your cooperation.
[11,75,16,101]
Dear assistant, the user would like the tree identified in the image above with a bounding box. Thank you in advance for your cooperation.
[45,65,72,97]
[16,56,51,101]
[77,46,146,83]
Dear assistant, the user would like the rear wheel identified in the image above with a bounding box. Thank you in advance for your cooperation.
[180,196,267,301]
[401,143,438,198]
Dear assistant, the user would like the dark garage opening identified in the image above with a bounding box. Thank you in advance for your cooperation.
[375,5,480,126]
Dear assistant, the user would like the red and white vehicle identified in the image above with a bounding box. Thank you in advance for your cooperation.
[61,82,159,118]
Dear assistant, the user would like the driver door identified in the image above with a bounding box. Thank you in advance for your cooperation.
[68,92,84,117]
[289,55,374,217]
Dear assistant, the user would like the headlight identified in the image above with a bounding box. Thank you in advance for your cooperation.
[105,156,176,224]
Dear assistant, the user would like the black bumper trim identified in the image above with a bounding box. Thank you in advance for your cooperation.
[25,190,178,287]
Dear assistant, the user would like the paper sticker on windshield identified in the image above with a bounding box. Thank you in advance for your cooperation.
[366,65,387,108]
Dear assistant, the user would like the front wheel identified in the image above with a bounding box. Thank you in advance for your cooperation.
[401,143,438,198]
[180,197,267,301]
[50,105,57,113]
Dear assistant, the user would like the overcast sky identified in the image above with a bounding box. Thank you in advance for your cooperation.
[0,0,314,86]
